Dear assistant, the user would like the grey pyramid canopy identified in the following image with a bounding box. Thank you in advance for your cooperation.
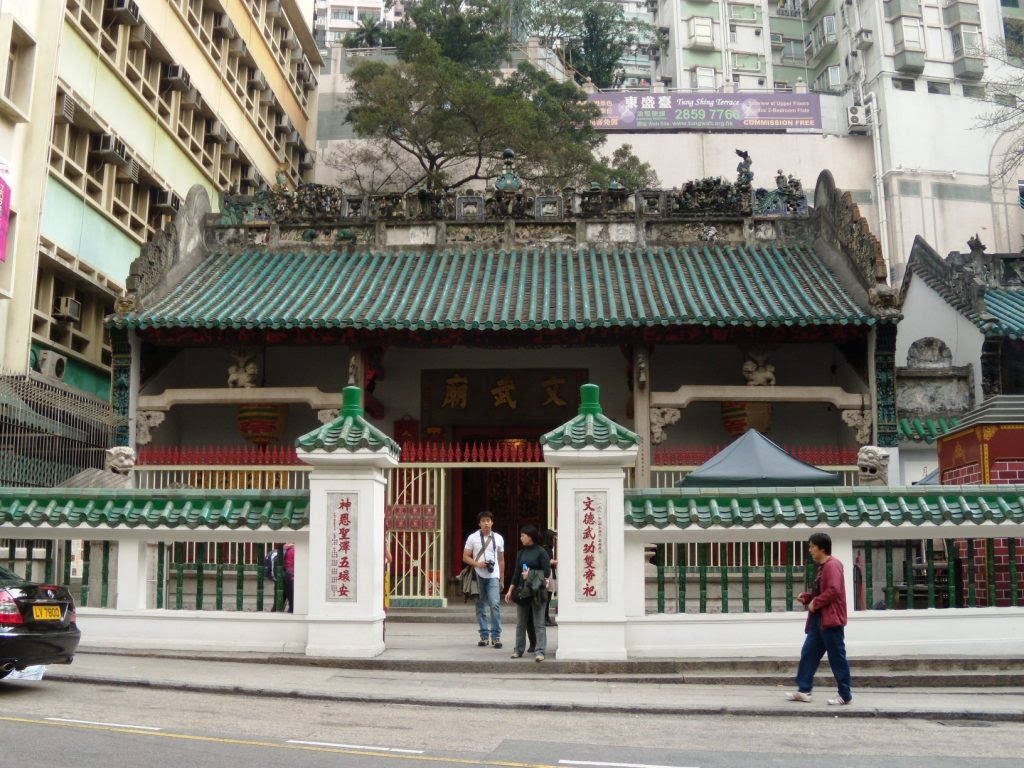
[679,429,841,487]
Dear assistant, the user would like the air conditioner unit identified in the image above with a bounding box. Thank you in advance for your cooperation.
[299,152,314,170]
[285,129,301,146]
[151,189,182,213]
[129,22,151,49]
[295,62,309,83]
[754,28,762,35]
[213,14,237,39]
[265,1,283,19]
[105,0,140,25]
[248,71,268,91]
[242,167,261,185]
[847,104,871,133]
[259,86,275,105]
[279,29,291,45]
[55,296,83,323]
[56,92,77,124]
[229,38,247,56]
[117,156,140,183]
[221,140,240,159]
[90,133,129,166]
[855,29,873,51]
[206,120,229,143]
[162,64,192,92]
[274,116,292,135]
[36,351,68,380]
[181,88,204,112]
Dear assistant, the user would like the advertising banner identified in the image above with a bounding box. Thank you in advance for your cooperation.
[587,92,822,131]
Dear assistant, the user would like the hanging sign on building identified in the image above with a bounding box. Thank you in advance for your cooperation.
[422,369,587,430]
[326,492,357,601]
[587,92,822,131]
[575,490,607,602]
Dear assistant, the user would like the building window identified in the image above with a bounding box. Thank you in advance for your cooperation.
[892,77,916,91]
[1002,0,1019,7]
[691,66,716,90]
[782,39,803,61]
[894,18,924,50]
[952,26,982,57]
[812,64,840,93]
[688,16,714,46]
[1005,19,1024,50]
[332,8,353,21]
[729,24,737,44]
[0,15,36,121]
[994,92,1017,107]
[962,84,985,99]
[927,81,951,95]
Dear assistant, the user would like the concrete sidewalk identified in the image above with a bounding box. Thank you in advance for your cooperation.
[40,617,1024,722]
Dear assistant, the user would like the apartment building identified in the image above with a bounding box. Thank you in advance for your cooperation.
[313,0,398,46]
[0,0,320,397]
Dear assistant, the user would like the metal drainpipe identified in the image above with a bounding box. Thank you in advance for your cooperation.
[864,0,893,283]
[720,0,732,85]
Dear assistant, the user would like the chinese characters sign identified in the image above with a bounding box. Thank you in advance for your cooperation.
[422,369,586,430]
[587,92,822,131]
[575,491,607,602]
[384,504,438,531]
[326,492,357,602]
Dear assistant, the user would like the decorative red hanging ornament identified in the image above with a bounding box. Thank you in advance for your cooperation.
[720,402,773,437]
[237,403,287,445]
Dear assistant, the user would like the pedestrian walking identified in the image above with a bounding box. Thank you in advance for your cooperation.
[505,524,551,662]
[463,511,505,648]
[785,532,852,705]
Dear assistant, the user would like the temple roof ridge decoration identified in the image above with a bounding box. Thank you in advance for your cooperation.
[902,234,1024,339]
[296,386,400,458]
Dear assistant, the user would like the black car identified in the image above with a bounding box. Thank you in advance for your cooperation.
[0,564,80,678]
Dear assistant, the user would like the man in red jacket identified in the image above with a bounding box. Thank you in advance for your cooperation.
[785,532,853,705]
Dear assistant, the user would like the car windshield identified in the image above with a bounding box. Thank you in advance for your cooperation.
[0,565,22,582]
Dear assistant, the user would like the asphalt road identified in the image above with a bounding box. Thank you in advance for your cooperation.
[2,678,1023,768]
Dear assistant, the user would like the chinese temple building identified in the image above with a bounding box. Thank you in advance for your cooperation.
[107,156,899,604]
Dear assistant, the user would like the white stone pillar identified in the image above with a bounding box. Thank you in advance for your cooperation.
[114,538,149,610]
[543,384,639,661]
[296,387,400,658]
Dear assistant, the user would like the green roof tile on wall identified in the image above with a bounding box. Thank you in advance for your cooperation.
[541,383,640,450]
[623,486,1024,529]
[0,489,309,530]
[295,386,400,458]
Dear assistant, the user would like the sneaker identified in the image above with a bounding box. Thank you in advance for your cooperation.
[510,652,523,658]
[785,691,812,702]
[492,640,502,649]
[827,696,851,706]
[535,653,545,662]
[478,639,488,647]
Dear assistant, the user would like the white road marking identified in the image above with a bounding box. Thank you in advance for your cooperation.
[287,739,424,754]
[559,761,699,768]
[46,717,162,731]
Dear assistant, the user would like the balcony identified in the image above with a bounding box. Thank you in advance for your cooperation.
[885,0,922,18]
[943,1,980,26]
[894,45,926,73]
[953,53,985,80]
[688,32,717,50]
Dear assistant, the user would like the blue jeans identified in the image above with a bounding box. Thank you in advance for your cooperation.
[796,613,852,701]
[476,577,502,641]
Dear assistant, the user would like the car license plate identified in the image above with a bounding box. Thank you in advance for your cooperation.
[32,605,61,621]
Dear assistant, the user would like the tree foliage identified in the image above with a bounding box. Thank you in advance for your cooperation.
[974,40,1024,180]
[345,32,608,191]
[528,0,651,88]
[587,144,660,191]
[395,0,514,69]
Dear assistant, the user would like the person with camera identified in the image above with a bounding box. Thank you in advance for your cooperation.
[463,510,505,648]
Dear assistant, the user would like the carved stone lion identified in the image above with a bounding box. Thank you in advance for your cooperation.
[104,446,137,476]
[228,349,259,388]
[856,446,890,486]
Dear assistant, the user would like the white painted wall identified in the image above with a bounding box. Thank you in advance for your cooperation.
[897,278,986,404]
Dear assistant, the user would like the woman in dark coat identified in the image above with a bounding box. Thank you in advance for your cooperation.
[504,524,551,661]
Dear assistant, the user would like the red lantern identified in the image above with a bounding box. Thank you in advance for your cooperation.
[721,401,772,437]
[237,403,287,445]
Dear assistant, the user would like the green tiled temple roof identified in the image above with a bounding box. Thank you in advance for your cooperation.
[982,289,1024,339]
[623,486,1024,529]
[112,245,878,331]
[0,489,309,530]
[897,417,958,444]
[296,386,400,457]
